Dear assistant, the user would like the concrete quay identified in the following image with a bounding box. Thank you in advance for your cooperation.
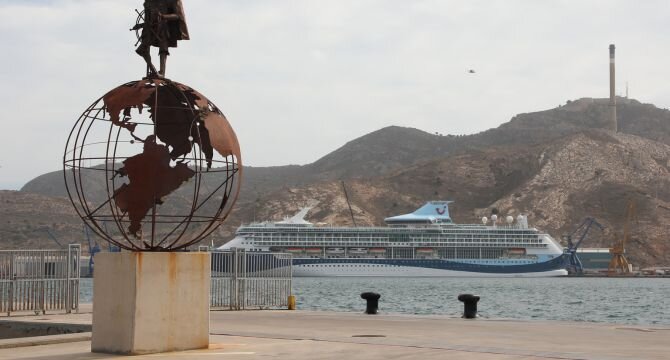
[0,306,668,359]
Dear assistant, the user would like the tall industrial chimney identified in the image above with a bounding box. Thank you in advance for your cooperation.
[609,44,617,133]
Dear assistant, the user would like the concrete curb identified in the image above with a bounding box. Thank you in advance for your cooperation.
[0,332,92,349]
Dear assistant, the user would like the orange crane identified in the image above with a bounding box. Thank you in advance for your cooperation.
[608,200,635,275]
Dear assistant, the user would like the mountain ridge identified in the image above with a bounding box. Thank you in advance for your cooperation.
[12,97,670,267]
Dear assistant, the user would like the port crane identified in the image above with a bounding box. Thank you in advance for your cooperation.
[44,228,65,248]
[608,200,635,275]
[83,223,121,276]
[83,224,101,276]
[563,217,604,274]
[341,180,357,227]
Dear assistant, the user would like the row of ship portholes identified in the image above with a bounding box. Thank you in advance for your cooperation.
[301,264,393,268]
[299,260,534,266]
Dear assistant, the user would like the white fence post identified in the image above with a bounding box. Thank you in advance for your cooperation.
[210,249,292,310]
[0,247,81,316]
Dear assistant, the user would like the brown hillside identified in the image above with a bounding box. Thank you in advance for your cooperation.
[9,97,670,266]
[0,191,83,249]
[240,132,670,267]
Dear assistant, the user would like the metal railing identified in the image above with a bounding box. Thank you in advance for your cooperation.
[0,245,81,315]
[208,248,292,310]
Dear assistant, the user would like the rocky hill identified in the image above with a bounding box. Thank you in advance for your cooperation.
[247,131,670,266]
[0,190,83,249]
[10,97,670,266]
[22,97,670,197]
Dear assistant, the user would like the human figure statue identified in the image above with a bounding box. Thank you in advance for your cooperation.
[131,0,189,77]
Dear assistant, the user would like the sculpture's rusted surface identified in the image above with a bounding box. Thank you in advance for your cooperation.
[113,135,196,238]
[179,84,241,159]
[64,79,242,251]
[103,79,240,169]
[64,1,241,251]
[102,80,154,133]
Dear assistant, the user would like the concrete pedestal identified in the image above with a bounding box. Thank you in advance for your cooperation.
[91,252,210,355]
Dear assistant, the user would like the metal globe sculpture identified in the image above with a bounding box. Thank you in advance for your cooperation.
[64,78,242,251]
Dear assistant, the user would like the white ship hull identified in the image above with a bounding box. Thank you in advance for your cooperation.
[292,263,567,277]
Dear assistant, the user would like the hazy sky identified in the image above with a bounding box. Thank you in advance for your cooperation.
[1,0,668,190]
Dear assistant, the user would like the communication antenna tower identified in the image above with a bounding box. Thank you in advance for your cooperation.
[626,81,629,99]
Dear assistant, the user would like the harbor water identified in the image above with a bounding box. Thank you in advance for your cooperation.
[79,277,670,325]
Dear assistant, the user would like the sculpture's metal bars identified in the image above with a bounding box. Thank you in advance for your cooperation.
[154,83,204,249]
[64,80,241,251]
[154,166,238,246]
[65,100,123,249]
[175,155,241,243]
[108,118,135,250]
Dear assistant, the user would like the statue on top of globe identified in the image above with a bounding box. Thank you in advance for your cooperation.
[131,0,189,78]
[63,0,242,251]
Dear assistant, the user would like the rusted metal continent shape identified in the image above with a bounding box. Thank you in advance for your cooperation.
[102,81,154,133]
[100,79,241,244]
[175,83,241,159]
[113,135,195,238]
[103,79,241,166]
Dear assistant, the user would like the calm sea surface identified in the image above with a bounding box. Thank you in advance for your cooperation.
[79,277,670,325]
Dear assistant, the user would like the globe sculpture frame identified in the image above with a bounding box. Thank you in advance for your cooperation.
[67,1,236,354]
[63,78,242,251]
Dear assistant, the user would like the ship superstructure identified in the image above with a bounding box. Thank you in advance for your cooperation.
[220,201,567,277]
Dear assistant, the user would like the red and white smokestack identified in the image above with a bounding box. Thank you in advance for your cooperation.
[609,44,618,132]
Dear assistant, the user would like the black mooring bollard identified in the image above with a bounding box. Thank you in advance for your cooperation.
[360,292,381,314]
[457,294,480,319]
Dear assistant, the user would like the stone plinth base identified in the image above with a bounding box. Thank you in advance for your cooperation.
[92,252,210,355]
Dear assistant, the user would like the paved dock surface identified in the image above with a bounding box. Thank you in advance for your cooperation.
[0,307,668,359]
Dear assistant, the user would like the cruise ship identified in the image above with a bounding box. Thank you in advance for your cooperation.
[220,201,568,277]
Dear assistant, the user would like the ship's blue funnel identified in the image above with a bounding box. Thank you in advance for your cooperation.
[384,201,453,224]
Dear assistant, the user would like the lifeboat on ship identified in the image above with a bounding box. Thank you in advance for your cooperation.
[326,247,344,254]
